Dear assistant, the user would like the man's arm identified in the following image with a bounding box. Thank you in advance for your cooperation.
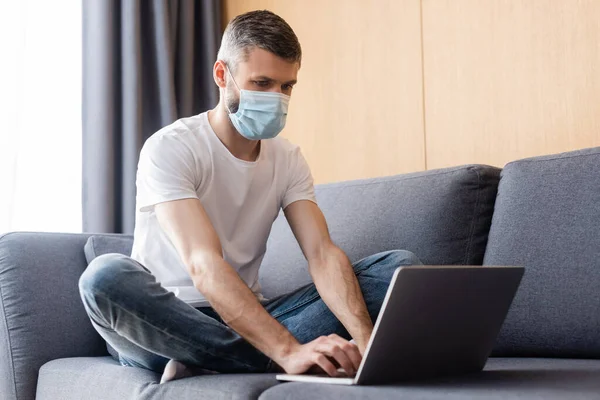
[284,200,374,353]
[155,198,358,376]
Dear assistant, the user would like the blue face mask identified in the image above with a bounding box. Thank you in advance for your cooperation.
[225,68,290,140]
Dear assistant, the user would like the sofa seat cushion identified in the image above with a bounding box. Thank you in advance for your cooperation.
[259,358,600,400]
[483,147,600,358]
[36,357,280,400]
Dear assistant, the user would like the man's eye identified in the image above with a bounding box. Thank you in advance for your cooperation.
[253,81,269,87]
[282,84,294,91]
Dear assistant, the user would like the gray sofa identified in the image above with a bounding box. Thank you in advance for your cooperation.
[1,147,599,399]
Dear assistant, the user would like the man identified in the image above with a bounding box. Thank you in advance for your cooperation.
[79,10,422,384]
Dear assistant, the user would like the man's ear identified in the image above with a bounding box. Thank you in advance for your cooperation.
[213,60,227,89]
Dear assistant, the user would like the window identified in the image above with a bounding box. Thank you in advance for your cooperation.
[0,0,82,234]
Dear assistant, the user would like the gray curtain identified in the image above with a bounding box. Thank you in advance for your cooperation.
[82,0,221,233]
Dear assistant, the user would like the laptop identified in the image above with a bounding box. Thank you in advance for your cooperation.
[276,265,524,385]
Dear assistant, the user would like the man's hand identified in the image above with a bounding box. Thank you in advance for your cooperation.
[277,334,362,377]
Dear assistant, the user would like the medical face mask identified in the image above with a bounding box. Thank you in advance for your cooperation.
[225,68,290,140]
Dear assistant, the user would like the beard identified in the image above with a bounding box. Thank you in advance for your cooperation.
[225,83,240,113]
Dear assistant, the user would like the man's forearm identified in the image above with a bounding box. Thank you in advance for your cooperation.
[190,255,299,363]
[309,246,373,352]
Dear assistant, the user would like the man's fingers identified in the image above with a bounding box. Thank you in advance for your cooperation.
[316,342,355,376]
[312,353,338,377]
[331,336,362,371]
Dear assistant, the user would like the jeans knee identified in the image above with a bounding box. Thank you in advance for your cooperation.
[78,253,135,299]
[388,249,423,267]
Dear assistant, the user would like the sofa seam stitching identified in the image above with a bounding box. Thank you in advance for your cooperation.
[464,167,482,265]
[0,266,18,399]
[504,150,600,167]
[0,231,19,243]
[316,165,499,192]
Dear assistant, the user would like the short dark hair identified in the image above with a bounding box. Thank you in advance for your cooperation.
[217,10,302,71]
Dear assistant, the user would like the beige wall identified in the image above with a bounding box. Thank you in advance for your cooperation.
[224,0,600,183]
[422,0,600,169]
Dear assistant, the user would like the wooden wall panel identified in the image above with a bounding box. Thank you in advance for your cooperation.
[223,0,425,183]
[422,0,600,169]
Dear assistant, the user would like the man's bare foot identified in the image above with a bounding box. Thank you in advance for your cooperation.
[160,360,217,384]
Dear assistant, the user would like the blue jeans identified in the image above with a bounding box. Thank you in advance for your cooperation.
[78,250,422,374]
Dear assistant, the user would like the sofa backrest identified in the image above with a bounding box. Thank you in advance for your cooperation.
[259,165,501,298]
[484,147,600,358]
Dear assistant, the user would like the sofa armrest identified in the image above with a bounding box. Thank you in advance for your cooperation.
[0,232,112,400]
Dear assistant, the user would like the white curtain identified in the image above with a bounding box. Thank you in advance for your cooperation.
[0,0,82,234]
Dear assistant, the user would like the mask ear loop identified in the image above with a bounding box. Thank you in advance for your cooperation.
[224,64,242,115]
[225,65,242,93]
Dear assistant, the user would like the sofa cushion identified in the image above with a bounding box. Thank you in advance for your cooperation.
[84,235,134,264]
[260,165,501,298]
[259,358,600,400]
[36,357,280,400]
[484,147,600,358]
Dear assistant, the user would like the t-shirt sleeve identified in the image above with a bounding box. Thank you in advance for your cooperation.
[282,147,317,210]
[136,135,199,212]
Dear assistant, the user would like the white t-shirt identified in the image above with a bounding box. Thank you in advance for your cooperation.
[131,112,316,307]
